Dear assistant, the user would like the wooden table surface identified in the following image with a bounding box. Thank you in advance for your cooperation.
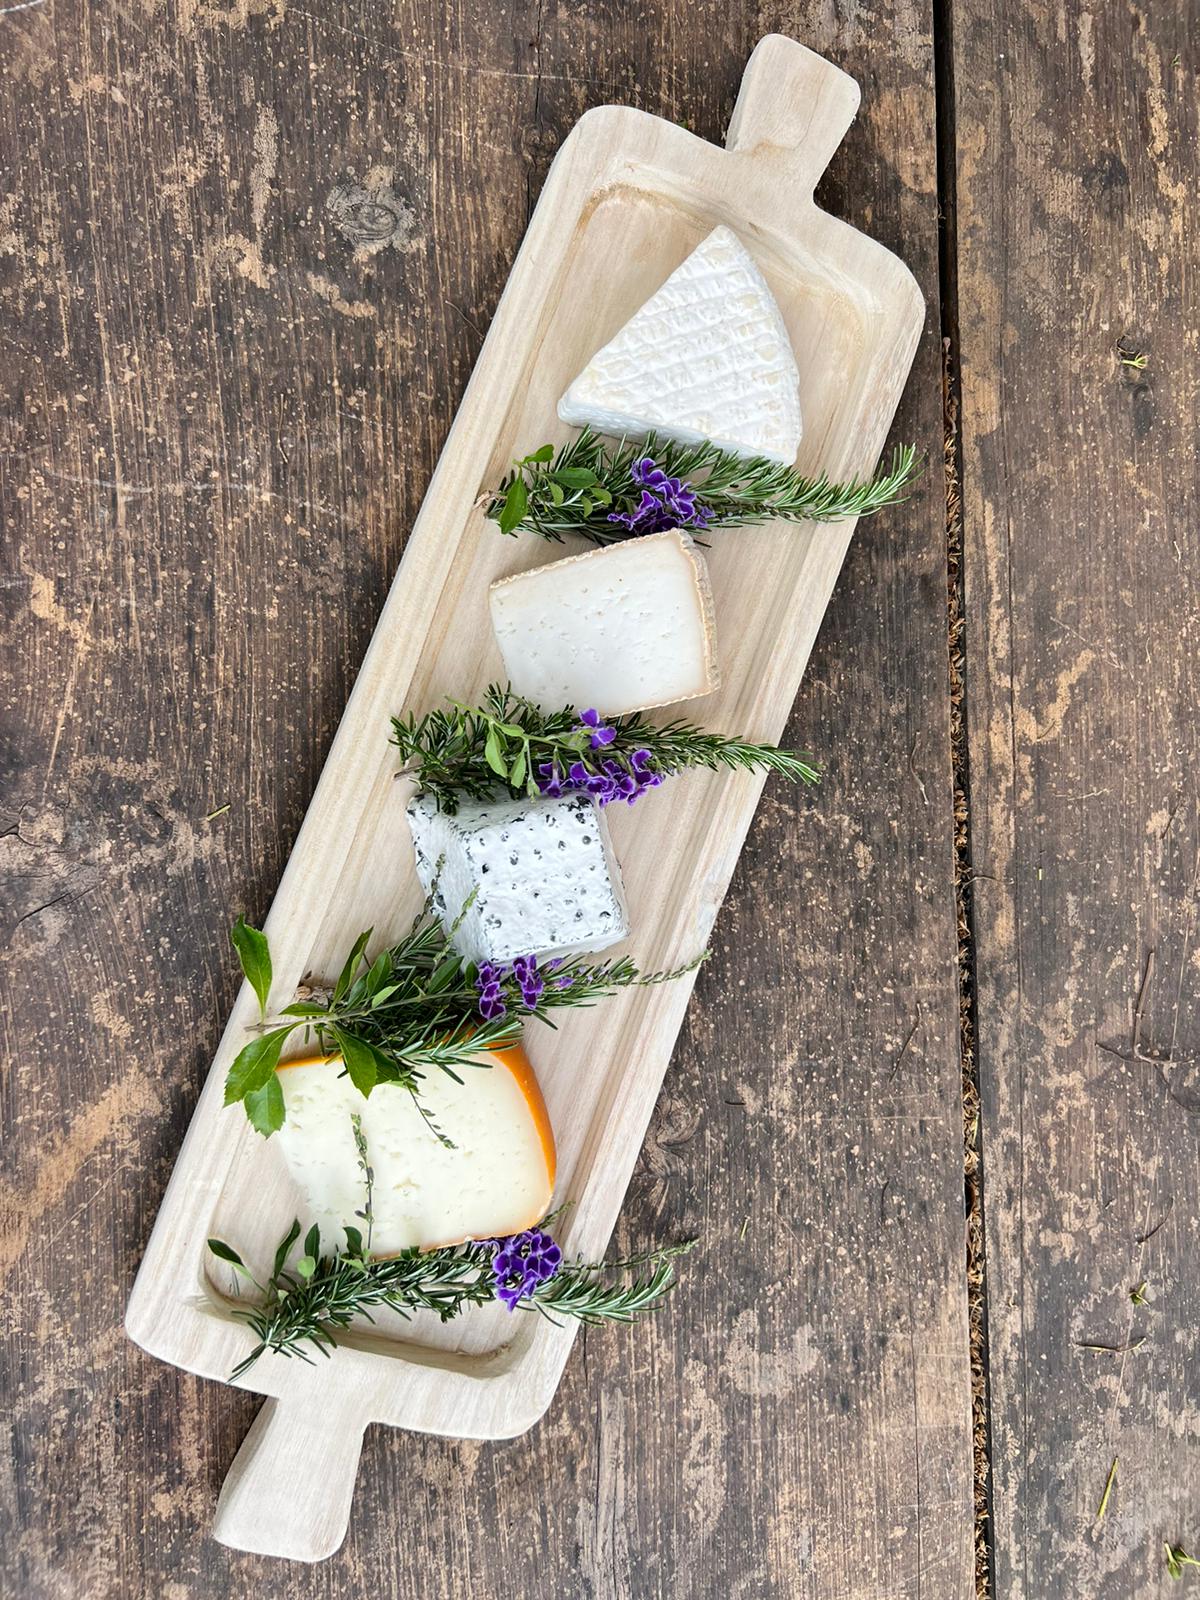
[1,1,1196,1595]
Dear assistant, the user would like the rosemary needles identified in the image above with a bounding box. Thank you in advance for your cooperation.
[486,427,920,546]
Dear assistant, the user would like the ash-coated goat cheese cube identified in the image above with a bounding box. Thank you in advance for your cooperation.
[407,789,630,965]
[489,528,719,718]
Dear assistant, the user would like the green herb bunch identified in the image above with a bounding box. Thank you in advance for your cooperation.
[209,1124,695,1379]
[224,909,701,1140]
[486,427,920,545]
[391,685,817,813]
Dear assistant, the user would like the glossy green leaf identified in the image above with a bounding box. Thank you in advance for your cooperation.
[483,725,509,778]
[224,1027,291,1105]
[231,916,272,1015]
[332,930,372,1005]
[497,477,527,535]
[244,1074,286,1138]
[272,1219,302,1280]
[334,1028,381,1098]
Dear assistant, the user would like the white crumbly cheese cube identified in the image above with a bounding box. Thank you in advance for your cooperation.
[275,1048,554,1254]
[489,528,719,717]
[407,789,629,964]
[558,225,802,465]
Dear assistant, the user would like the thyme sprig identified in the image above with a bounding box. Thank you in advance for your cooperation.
[223,904,702,1139]
[486,427,920,545]
[209,1210,695,1378]
[391,685,817,812]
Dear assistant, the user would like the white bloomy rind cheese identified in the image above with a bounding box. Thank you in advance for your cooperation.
[557,225,802,465]
[275,1046,556,1254]
[489,528,719,717]
[407,789,630,964]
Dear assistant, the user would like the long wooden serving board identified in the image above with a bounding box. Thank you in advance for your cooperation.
[124,35,924,1562]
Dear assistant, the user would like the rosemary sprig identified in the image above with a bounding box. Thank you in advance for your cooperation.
[223,902,702,1138]
[391,684,817,812]
[209,1212,695,1378]
[486,427,920,545]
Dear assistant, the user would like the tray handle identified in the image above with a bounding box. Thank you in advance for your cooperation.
[725,34,861,195]
[212,1393,371,1562]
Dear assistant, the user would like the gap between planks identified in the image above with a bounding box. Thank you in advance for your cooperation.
[934,1,996,1594]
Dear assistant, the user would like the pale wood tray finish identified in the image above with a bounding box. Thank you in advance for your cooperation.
[124,35,924,1562]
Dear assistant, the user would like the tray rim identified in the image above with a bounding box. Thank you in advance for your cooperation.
[125,36,926,1447]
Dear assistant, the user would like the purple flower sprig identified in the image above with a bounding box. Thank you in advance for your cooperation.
[474,954,568,1020]
[472,948,706,1027]
[486,426,921,548]
[490,1228,563,1310]
[391,685,817,815]
[606,455,714,535]
[212,1212,696,1376]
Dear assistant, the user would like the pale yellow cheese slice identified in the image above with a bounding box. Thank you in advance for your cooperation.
[274,1045,556,1255]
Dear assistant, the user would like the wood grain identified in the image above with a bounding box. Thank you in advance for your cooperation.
[0,2,970,1595]
[953,0,1200,1593]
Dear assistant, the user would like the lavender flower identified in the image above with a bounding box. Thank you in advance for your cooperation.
[474,961,507,1021]
[512,954,545,1010]
[537,760,566,797]
[607,456,714,534]
[578,708,616,748]
[490,1227,563,1311]
[539,737,666,811]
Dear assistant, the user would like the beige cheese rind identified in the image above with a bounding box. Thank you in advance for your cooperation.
[489,529,720,718]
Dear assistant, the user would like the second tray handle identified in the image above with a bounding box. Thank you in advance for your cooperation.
[725,34,861,196]
[212,1392,371,1562]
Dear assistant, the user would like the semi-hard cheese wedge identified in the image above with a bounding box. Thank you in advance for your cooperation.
[274,1046,556,1254]
[408,789,630,964]
[489,528,719,717]
[557,225,802,464]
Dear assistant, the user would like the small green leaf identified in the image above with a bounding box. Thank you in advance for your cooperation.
[369,983,401,1009]
[244,1074,286,1137]
[579,496,592,517]
[208,1238,246,1268]
[231,916,272,1016]
[547,481,565,506]
[304,1223,321,1261]
[484,724,509,778]
[508,747,527,788]
[280,1001,328,1019]
[272,1219,302,1279]
[332,930,372,1005]
[295,1255,316,1280]
[224,1027,291,1105]
[497,476,528,536]
[426,954,462,994]
[518,444,554,466]
[553,467,598,489]
[343,1224,364,1258]
[334,1028,381,1098]
[363,950,392,996]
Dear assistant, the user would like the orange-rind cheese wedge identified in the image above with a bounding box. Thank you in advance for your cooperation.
[274,1044,555,1255]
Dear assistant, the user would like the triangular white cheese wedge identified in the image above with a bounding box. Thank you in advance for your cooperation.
[558,225,802,464]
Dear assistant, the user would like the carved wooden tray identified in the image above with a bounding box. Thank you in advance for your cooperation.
[125,33,924,1562]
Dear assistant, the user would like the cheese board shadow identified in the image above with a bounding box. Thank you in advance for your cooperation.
[124,33,924,1562]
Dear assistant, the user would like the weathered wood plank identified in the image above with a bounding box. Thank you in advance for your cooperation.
[954,0,1200,1592]
[0,1,970,1594]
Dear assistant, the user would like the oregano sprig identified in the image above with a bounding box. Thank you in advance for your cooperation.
[391,685,817,813]
[485,427,920,546]
[223,902,703,1139]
